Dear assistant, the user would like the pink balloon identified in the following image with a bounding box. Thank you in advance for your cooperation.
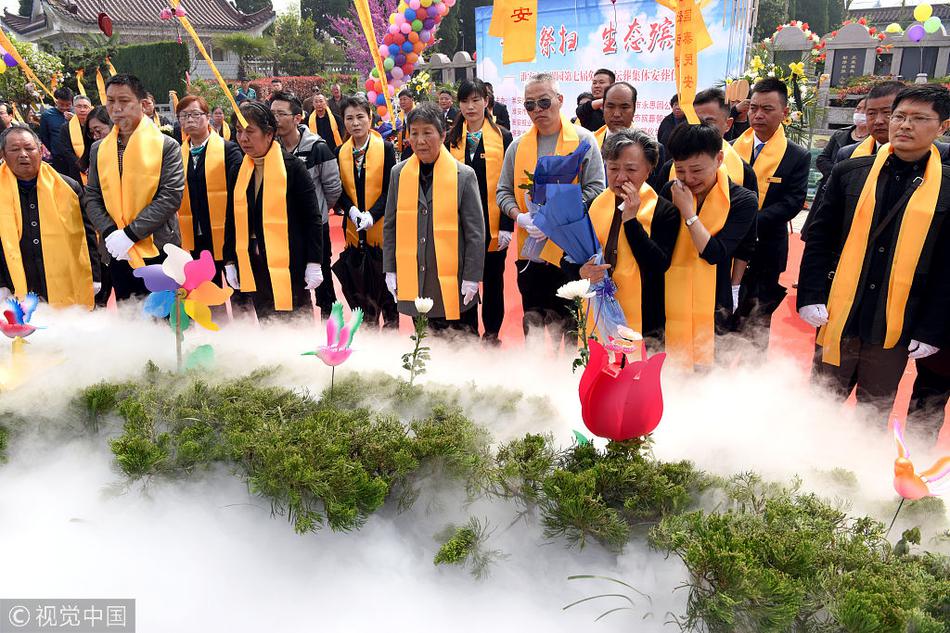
[388,24,399,34]
[438,3,448,15]
[391,67,404,80]
[367,90,378,101]
[409,0,420,8]
[387,84,395,95]
[400,22,412,33]
[444,0,455,7]
[394,13,405,24]
[379,45,390,57]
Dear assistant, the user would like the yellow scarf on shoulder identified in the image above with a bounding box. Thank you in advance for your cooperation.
[670,139,746,187]
[586,183,657,334]
[513,114,580,265]
[67,115,86,184]
[233,142,293,311]
[221,120,231,141]
[309,110,342,146]
[449,120,505,251]
[818,144,942,366]
[733,126,787,209]
[340,131,385,247]
[850,135,876,158]
[178,131,229,260]
[396,147,461,319]
[593,125,608,149]
[665,165,731,368]
[97,115,165,268]
[0,163,93,307]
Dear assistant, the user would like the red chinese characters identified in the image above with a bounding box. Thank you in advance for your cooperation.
[602,23,617,55]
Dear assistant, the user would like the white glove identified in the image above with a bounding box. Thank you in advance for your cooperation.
[224,264,240,290]
[386,272,397,300]
[348,206,361,225]
[0,287,11,301]
[798,304,829,328]
[356,211,374,232]
[461,280,479,306]
[497,230,513,250]
[93,281,102,294]
[731,284,741,314]
[516,212,545,239]
[304,263,323,290]
[105,230,134,262]
[908,340,940,360]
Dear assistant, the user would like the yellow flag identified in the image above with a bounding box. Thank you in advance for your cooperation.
[500,0,537,64]
[75,69,86,97]
[489,0,510,37]
[96,68,107,105]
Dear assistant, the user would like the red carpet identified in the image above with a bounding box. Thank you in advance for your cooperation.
[328,216,948,433]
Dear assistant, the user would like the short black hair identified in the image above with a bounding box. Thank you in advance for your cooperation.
[594,68,616,83]
[406,101,444,135]
[104,74,147,100]
[576,91,594,105]
[867,80,906,102]
[893,84,950,121]
[693,87,730,116]
[438,89,453,97]
[271,78,282,84]
[239,101,278,137]
[666,123,723,161]
[750,77,789,107]
[53,86,74,102]
[670,94,679,106]
[270,90,302,116]
[341,94,372,118]
[603,81,637,104]
[398,89,413,100]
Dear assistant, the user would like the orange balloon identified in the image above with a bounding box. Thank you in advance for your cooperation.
[409,31,419,43]
[374,80,382,92]
[413,41,424,53]
[407,53,419,64]
[376,105,388,116]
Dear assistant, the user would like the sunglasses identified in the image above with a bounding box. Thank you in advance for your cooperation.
[524,97,554,112]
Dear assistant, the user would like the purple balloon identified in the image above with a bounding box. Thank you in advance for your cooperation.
[420,30,431,43]
[395,54,407,66]
[423,18,435,30]
[908,23,926,42]
[3,53,16,68]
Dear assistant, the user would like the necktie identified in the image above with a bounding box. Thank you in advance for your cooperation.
[752,141,765,163]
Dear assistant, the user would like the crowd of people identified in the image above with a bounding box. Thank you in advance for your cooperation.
[0,68,947,438]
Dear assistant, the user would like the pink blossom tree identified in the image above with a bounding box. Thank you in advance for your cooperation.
[328,0,398,75]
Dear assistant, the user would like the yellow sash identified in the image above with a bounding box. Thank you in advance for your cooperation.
[817,144,942,366]
[340,131,385,248]
[152,113,162,127]
[733,126,787,209]
[221,120,231,141]
[670,139,745,187]
[586,183,658,333]
[178,132,229,260]
[0,163,93,307]
[95,69,106,105]
[309,110,342,146]
[850,135,876,158]
[97,115,165,268]
[233,142,293,311]
[593,125,608,149]
[449,120,505,251]
[395,147,460,319]
[513,114,580,265]
[665,165,731,368]
[68,115,87,184]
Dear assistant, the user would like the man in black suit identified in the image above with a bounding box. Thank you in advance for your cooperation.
[485,82,510,130]
[799,85,950,413]
[437,89,459,129]
[574,67,614,132]
[834,81,904,164]
[732,77,811,322]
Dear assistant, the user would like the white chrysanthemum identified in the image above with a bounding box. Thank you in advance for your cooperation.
[414,297,434,314]
[556,279,596,301]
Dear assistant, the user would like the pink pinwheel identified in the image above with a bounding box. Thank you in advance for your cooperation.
[893,420,950,501]
[304,302,363,366]
[133,244,232,331]
[579,337,665,441]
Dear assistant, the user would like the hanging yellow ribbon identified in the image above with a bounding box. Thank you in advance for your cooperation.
[169,1,246,128]
[95,68,107,105]
[105,57,117,76]
[656,0,713,124]
[353,0,395,123]
[75,68,87,97]
[0,28,54,99]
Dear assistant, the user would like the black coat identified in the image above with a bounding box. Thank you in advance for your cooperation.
[448,126,515,249]
[491,102,510,131]
[311,112,344,150]
[657,113,685,147]
[741,138,811,277]
[441,106,459,129]
[57,122,85,184]
[336,139,397,226]
[183,139,243,259]
[223,149,322,309]
[799,154,950,349]
[575,100,605,132]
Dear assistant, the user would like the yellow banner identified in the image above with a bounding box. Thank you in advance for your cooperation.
[354,0,395,123]
[489,0,537,64]
[75,68,87,96]
[656,0,713,124]
[0,28,54,98]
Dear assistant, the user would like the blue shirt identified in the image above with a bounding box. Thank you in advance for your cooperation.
[236,87,257,103]
[38,106,68,158]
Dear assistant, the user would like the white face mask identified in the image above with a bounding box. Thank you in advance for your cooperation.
[853,112,867,126]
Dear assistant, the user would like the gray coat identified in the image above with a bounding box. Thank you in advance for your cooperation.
[85,131,185,252]
[383,157,485,319]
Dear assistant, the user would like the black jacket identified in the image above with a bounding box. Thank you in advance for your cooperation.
[57,122,85,184]
[441,106,459,129]
[799,154,950,348]
[659,181,759,323]
[183,139,243,259]
[223,149,322,308]
[336,139,397,227]
[0,174,100,297]
[575,100,605,132]
[818,127,859,177]
[310,111,344,151]
[448,126,515,249]
[742,137,811,275]
[657,113,685,147]
[491,102,510,131]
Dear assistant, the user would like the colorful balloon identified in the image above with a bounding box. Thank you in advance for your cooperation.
[884,22,903,34]
[908,23,926,42]
[924,16,943,34]
[3,53,15,67]
[914,3,933,22]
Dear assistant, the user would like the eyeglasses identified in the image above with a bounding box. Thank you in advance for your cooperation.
[271,111,294,118]
[890,113,941,126]
[178,112,207,122]
[524,97,554,113]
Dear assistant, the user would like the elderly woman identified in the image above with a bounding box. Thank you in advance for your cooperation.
[566,128,679,341]
[223,101,323,317]
[211,106,231,141]
[176,95,242,264]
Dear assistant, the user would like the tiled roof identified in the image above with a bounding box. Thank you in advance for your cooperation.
[4,0,274,34]
[850,5,950,25]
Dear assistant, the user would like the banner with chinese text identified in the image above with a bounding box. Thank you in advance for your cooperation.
[475,0,748,137]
